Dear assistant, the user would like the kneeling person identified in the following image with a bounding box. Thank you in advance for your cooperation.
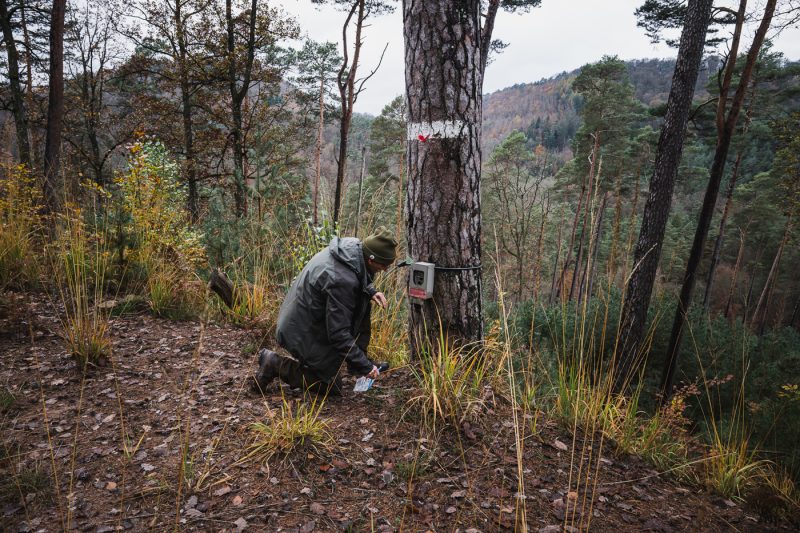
[255,227,397,395]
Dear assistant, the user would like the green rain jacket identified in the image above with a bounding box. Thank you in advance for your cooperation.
[276,237,376,382]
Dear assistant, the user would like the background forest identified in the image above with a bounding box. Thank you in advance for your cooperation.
[1,0,800,530]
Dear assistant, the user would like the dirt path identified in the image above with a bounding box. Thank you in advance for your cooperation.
[0,295,792,532]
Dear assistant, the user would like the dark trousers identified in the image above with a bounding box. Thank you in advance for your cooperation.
[257,353,343,397]
[280,356,343,396]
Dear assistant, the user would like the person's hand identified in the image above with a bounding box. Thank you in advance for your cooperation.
[367,365,379,379]
[371,291,388,309]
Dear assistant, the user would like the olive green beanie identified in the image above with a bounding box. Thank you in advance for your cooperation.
[362,226,398,265]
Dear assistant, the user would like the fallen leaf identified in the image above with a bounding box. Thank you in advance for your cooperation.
[310,502,325,515]
[105,482,117,491]
[450,490,466,498]
[214,486,232,497]
[300,487,313,496]
[232,495,243,506]
[234,517,247,531]
[185,495,198,509]
[445,506,457,514]
[141,463,155,472]
[553,439,569,452]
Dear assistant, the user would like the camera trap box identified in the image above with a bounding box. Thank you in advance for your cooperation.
[408,262,434,301]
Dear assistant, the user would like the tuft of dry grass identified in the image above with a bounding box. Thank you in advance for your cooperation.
[407,327,490,435]
[52,207,112,369]
[244,394,333,463]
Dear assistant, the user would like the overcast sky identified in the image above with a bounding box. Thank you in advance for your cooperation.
[279,0,800,116]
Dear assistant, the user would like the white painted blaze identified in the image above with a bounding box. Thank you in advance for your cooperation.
[407,120,466,141]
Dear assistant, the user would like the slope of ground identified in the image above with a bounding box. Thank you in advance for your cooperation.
[0,292,794,532]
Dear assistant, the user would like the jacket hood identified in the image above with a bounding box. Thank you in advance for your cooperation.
[329,237,366,278]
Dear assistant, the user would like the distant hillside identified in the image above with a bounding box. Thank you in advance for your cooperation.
[481,57,719,154]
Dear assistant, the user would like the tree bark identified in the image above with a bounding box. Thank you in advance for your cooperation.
[660,0,776,400]
[614,0,714,391]
[404,0,484,350]
[332,0,364,228]
[43,0,67,214]
[1,0,32,166]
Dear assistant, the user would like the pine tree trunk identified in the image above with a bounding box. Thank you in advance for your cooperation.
[0,0,32,167]
[404,0,484,350]
[43,0,67,214]
[660,0,776,400]
[614,0,714,391]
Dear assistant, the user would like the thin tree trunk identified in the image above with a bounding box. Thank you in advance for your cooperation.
[227,0,258,218]
[175,0,198,222]
[570,135,600,302]
[742,249,762,324]
[751,216,791,332]
[614,0,714,392]
[354,145,366,237]
[43,0,67,214]
[550,220,564,304]
[585,192,609,304]
[534,193,549,301]
[559,169,589,301]
[660,0,776,400]
[703,73,757,310]
[621,158,644,286]
[1,0,32,166]
[703,150,742,310]
[608,173,624,285]
[396,148,404,246]
[314,74,325,226]
[724,227,746,320]
[333,0,364,228]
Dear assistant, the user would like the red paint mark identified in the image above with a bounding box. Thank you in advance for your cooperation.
[418,134,430,142]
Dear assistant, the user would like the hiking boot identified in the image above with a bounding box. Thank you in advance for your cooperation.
[252,349,280,392]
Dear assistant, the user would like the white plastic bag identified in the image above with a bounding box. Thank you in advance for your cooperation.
[353,376,374,392]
